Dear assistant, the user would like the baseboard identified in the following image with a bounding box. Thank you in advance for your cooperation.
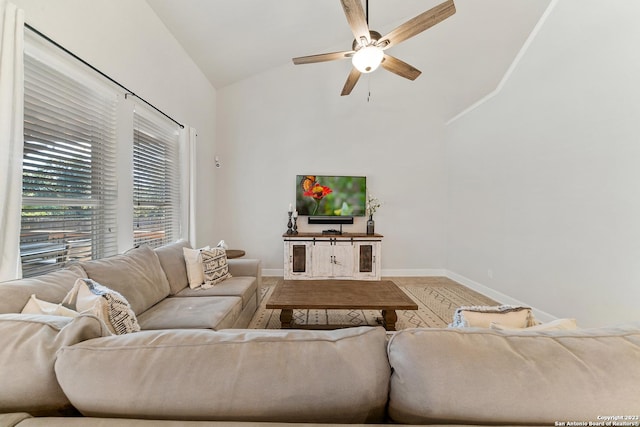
[381,268,447,277]
[262,268,284,277]
[261,268,447,277]
[445,270,557,323]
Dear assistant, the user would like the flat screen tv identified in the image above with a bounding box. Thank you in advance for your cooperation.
[295,175,366,217]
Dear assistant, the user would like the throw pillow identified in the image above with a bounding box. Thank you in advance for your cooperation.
[449,305,536,329]
[490,318,578,331]
[200,248,232,288]
[64,278,140,335]
[21,294,79,318]
[183,246,210,289]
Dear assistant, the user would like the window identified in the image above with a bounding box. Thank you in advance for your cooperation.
[20,48,118,278]
[132,109,181,248]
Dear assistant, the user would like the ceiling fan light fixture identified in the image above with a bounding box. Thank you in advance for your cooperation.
[351,45,383,73]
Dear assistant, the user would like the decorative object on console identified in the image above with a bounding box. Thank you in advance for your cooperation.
[216,240,228,250]
[286,209,294,235]
[366,194,381,235]
[292,210,298,234]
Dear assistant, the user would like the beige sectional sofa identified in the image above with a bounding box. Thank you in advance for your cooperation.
[0,240,262,332]
[1,241,639,425]
[2,323,639,426]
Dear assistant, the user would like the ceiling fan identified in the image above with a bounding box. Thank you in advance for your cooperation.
[292,0,456,96]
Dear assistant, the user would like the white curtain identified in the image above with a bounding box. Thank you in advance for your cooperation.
[180,126,197,246]
[0,0,24,282]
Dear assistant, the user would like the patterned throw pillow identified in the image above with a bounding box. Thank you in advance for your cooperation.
[449,305,537,329]
[200,248,232,288]
[64,278,140,335]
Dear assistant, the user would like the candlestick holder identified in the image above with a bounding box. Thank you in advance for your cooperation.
[286,211,294,234]
[293,216,298,235]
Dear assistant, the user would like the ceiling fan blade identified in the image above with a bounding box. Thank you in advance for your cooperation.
[381,55,421,80]
[341,0,371,45]
[292,51,354,65]
[377,0,456,50]
[341,68,361,96]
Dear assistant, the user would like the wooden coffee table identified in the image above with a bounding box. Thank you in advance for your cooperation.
[266,279,418,331]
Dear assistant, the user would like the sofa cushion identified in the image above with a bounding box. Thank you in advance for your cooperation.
[154,239,192,295]
[387,326,640,425]
[55,326,390,423]
[0,265,87,313]
[174,276,256,308]
[81,245,170,315]
[0,314,109,416]
[136,296,242,330]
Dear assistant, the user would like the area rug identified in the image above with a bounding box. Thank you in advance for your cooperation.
[248,277,498,330]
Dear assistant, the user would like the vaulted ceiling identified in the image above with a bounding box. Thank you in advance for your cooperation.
[146,0,551,114]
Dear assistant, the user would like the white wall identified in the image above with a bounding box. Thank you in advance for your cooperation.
[446,0,640,327]
[13,0,218,247]
[215,62,449,275]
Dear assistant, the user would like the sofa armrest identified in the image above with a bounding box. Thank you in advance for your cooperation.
[228,258,261,299]
[227,258,260,278]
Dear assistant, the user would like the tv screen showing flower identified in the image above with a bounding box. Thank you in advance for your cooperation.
[295,175,366,217]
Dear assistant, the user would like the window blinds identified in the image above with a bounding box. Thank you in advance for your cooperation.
[132,110,181,248]
[21,53,118,278]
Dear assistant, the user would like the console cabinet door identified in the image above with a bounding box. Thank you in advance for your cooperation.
[354,242,379,279]
[311,242,334,278]
[332,242,355,278]
[285,242,312,279]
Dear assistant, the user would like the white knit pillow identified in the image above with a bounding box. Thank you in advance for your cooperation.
[183,246,210,289]
[64,278,140,335]
[21,294,79,318]
[200,248,232,288]
[490,318,578,331]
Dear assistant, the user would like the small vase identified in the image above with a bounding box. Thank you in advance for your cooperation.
[366,214,375,235]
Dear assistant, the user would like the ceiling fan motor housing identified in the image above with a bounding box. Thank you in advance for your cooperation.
[352,30,382,50]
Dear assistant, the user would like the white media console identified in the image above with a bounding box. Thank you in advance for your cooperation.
[283,232,383,280]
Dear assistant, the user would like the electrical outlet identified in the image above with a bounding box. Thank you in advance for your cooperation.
[487,269,493,279]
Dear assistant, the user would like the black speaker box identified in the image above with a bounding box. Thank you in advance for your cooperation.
[307,216,354,225]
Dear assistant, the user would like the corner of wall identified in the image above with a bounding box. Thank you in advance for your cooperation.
[445,0,559,126]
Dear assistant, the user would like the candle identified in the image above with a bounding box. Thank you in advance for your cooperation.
[289,203,292,212]
[293,210,298,218]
